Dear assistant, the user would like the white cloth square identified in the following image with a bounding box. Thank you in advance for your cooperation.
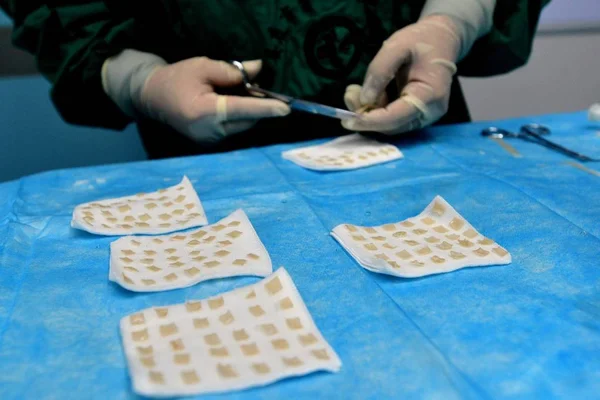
[71,176,207,236]
[110,209,272,292]
[71,176,208,236]
[119,267,341,397]
[282,133,403,171]
[331,196,511,278]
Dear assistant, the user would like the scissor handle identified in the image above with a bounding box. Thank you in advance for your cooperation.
[228,61,252,87]
[227,59,360,120]
[227,60,293,103]
[521,123,550,136]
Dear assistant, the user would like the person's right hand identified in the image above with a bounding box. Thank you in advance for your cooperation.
[135,57,290,143]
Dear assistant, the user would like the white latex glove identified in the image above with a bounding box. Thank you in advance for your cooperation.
[102,50,290,144]
[342,15,462,135]
[138,57,290,143]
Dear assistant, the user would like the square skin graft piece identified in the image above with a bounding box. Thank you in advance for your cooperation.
[332,196,511,278]
[119,267,341,397]
[71,176,207,236]
[110,209,272,292]
[282,133,403,171]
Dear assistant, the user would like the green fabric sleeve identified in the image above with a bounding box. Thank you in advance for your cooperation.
[1,1,151,130]
[458,0,552,77]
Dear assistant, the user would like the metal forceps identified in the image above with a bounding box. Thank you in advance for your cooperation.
[228,60,360,120]
[481,123,599,162]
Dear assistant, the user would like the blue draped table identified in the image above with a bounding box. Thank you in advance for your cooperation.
[1,111,599,399]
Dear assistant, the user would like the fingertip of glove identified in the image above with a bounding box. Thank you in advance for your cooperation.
[360,90,375,106]
[345,84,362,94]
[344,94,359,112]
[273,103,291,117]
[341,118,358,131]
[242,59,263,75]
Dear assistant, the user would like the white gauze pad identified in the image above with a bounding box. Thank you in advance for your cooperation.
[282,133,403,171]
[110,209,272,292]
[332,196,511,278]
[119,267,341,397]
[72,176,207,235]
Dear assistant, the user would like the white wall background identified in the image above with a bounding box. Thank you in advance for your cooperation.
[537,0,600,27]
[460,32,600,121]
[460,0,600,121]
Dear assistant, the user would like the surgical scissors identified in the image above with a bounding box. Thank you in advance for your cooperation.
[227,60,360,120]
[481,123,599,162]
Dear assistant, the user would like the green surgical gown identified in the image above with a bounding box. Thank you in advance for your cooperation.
[1,0,550,158]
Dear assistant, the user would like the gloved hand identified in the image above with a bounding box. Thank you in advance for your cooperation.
[102,51,290,144]
[342,15,465,135]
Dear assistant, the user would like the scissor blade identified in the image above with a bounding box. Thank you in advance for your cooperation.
[289,99,359,120]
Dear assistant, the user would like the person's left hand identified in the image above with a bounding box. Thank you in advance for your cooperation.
[342,15,462,135]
